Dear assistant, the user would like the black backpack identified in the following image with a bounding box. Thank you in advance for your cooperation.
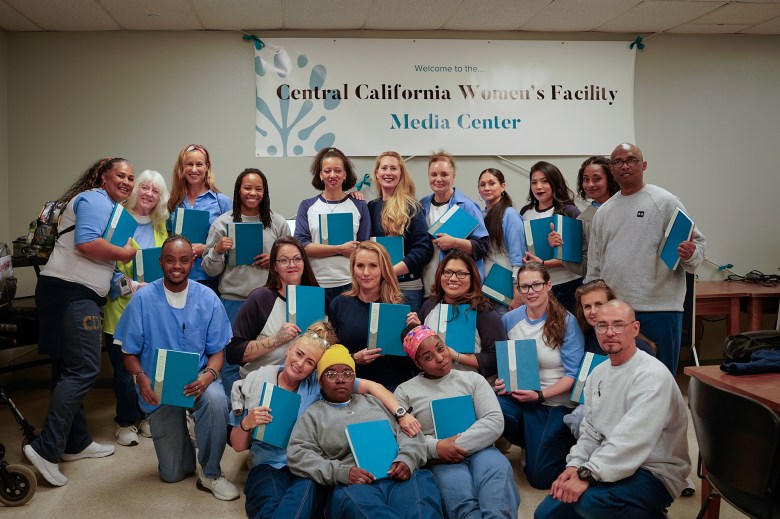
[723,330,780,363]
[24,200,75,259]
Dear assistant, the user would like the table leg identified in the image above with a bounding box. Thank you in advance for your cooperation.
[701,472,721,519]
[747,298,763,331]
[727,297,741,336]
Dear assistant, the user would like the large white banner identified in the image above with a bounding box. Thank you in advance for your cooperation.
[252,39,635,157]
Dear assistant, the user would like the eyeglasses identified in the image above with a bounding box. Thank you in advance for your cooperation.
[442,270,470,280]
[594,320,637,334]
[610,157,641,168]
[276,256,303,267]
[516,281,546,293]
[322,370,355,382]
[300,330,330,348]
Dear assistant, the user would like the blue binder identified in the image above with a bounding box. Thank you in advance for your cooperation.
[103,203,138,247]
[367,303,411,356]
[345,419,398,480]
[523,216,557,261]
[496,340,541,391]
[285,285,326,332]
[370,236,404,265]
[570,352,609,404]
[172,208,210,243]
[151,349,200,409]
[227,222,264,267]
[132,247,163,283]
[430,395,477,439]
[659,208,694,271]
[482,264,514,307]
[554,215,583,263]
[427,205,479,240]
[435,303,477,353]
[319,213,353,246]
[252,382,302,448]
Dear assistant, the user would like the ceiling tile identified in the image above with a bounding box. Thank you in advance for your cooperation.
[596,0,727,32]
[443,0,549,31]
[100,0,202,30]
[365,0,460,30]
[694,1,780,23]
[0,1,41,31]
[6,0,120,31]
[741,14,780,32]
[667,22,753,32]
[194,0,282,30]
[522,0,642,32]
[284,0,372,30]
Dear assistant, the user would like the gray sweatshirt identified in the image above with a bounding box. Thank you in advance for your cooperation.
[567,349,691,498]
[287,394,427,486]
[394,370,504,460]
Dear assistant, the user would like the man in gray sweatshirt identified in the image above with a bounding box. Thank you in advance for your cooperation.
[535,300,690,519]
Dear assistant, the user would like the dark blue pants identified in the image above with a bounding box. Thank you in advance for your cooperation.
[401,288,425,314]
[105,332,144,426]
[32,299,101,462]
[219,298,244,401]
[534,468,673,519]
[499,396,576,489]
[552,277,583,314]
[635,311,683,375]
[244,464,326,519]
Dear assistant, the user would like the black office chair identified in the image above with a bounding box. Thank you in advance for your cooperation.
[688,376,780,518]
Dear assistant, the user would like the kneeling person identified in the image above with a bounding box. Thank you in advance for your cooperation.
[115,235,238,500]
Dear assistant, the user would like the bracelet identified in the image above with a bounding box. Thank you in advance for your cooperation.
[535,390,546,404]
[454,352,461,365]
[202,367,219,381]
[132,370,146,385]
[239,419,251,432]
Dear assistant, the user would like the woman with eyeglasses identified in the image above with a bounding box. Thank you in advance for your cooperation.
[294,147,371,305]
[225,237,318,378]
[328,241,419,391]
[167,144,232,293]
[230,327,422,519]
[202,168,291,396]
[287,344,442,519]
[417,250,506,378]
[496,261,584,490]
[368,151,433,313]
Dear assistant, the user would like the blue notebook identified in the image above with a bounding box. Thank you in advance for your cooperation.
[227,222,264,267]
[430,395,477,439]
[570,352,609,404]
[427,205,479,240]
[319,213,353,246]
[345,419,398,480]
[435,303,477,354]
[523,216,557,261]
[370,236,404,265]
[173,208,210,244]
[367,302,411,356]
[253,382,302,448]
[132,247,163,283]
[151,349,200,409]
[496,340,541,391]
[103,203,138,247]
[285,285,326,332]
[659,207,694,271]
[482,264,514,307]
[554,215,583,263]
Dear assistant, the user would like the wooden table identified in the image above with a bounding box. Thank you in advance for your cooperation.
[743,284,780,331]
[694,281,749,337]
[684,365,780,518]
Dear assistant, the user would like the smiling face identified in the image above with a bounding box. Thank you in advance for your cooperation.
[517,269,551,313]
[440,258,471,302]
[183,150,208,188]
[273,244,304,287]
[102,162,135,203]
[319,156,346,195]
[239,173,264,215]
[530,170,552,209]
[581,164,611,204]
[353,249,382,295]
[478,171,505,208]
[580,288,609,328]
[134,181,160,216]
[283,338,323,384]
[428,159,455,199]
[375,155,401,195]
[160,239,193,291]
[414,335,452,379]
[320,363,354,403]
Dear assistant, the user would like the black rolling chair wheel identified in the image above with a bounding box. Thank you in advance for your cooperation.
[0,464,37,507]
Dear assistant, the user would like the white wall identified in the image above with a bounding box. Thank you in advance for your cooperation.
[4,30,780,300]
[0,30,8,245]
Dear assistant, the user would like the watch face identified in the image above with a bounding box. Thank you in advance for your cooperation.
[577,467,593,482]
[395,407,406,417]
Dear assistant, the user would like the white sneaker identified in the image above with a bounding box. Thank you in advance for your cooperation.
[61,441,115,461]
[138,419,152,438]
[196,470,239,501]
[116,424,139,446]
[24,444,68,486]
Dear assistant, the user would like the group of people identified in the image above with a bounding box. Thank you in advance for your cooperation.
[22,141,705,519]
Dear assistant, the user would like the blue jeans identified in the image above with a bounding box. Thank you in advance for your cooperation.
[430,447,520,519]
[534,468,673,519]
[147,382,229,482]
[499,397,576,489]
[402,288,425,314]
[329,469,444,519]
[220,298,244,399]
[635,311,683,375]
[31,299,101,462]
[552,277,583,314]
[105,332,144,426]
[244,464,326,519]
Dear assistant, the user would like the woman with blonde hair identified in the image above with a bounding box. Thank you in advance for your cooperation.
[328,241,417,390]
[368,151,433,312]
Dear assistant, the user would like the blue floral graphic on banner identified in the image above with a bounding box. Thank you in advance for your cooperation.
[254,44,340,157]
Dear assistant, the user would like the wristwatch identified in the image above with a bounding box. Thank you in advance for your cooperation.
[577,466,596,485]
[535,390,546,404]
[132,370,146,385]
[394,406,412,419]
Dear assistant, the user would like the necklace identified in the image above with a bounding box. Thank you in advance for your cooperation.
[323,195,344,214]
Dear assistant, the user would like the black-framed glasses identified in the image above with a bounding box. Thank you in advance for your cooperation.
[322,370,355,382]
[610,157,641,168]
[442,269,470,280]
[276,256,303,267]
[594,320,637,335]
[516,281,545,293]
